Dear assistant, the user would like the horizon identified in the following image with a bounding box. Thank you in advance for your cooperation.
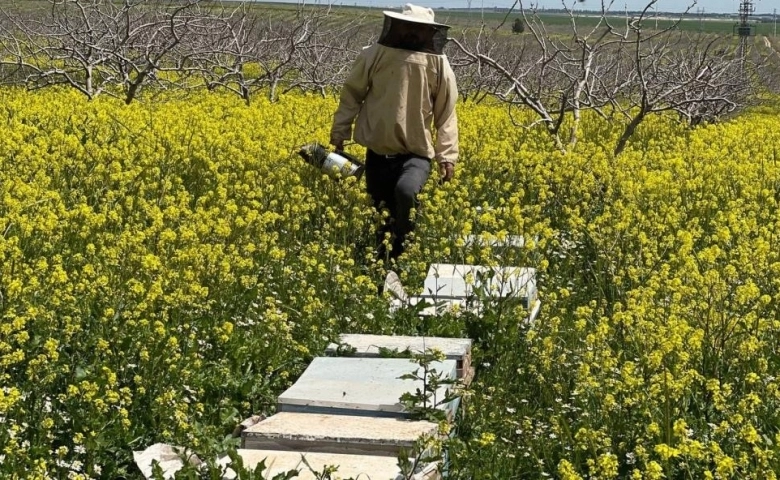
[256,0,778,15]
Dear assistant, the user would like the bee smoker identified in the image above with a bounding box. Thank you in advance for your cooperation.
[297,143,365,180]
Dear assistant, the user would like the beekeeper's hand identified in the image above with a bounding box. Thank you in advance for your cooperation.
[332,140,344,152]
[439,162,455,183]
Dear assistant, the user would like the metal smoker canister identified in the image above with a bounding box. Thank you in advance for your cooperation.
[298,143,365,179]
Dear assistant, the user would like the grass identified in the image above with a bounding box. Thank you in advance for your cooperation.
[246,1,779,36]
[2,0,776,37]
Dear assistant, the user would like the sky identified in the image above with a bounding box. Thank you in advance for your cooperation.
[270,0,776,15]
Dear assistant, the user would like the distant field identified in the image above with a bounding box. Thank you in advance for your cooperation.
[248,1,777,35]
[1,0,775,36]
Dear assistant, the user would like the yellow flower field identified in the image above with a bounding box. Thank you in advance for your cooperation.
[1,86,780,478]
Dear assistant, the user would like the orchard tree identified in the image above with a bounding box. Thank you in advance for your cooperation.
[0,0,204,103]
[450,0,765,155]
[512,18,525,33]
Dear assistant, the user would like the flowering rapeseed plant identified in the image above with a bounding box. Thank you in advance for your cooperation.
[2,86,780,478]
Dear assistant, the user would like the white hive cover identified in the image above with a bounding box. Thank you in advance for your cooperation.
[326,334,471,360]
[277,357,458,418]
[421,263,537,303]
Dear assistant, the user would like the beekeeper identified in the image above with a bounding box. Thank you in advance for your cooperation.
[330,3,459,262]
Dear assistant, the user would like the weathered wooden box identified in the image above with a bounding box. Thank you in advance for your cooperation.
[229,449,440,480]
[241,412,439,456]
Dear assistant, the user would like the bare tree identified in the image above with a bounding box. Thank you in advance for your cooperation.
[608,3,753,155]
[0,0,773,134]
[195,5,349,103]
[193,4,373,104]
[0,0,119,98]
[0,0,204,103]
[107,0,205,104]
[756,36,780,95]
[285,17,374,98]
[449,0,762,156]
[450,22,569,150]
[450,0,640,151]
[255,12,317,102]
[448,30,517,104]
[185,2,263,104]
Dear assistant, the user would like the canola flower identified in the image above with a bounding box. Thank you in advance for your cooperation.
[443,105,780,478]
[1,86,780,478]
[0,88,382,477]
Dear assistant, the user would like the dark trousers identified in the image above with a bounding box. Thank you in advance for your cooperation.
[365,150,431,260]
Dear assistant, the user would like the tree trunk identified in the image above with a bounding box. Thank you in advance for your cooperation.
[614,109,647,156]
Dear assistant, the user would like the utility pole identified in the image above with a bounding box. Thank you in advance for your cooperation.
[736,0,755,68]
[736,1,755,36]
[654,5,658,30]
[775,8,777,37]
[697,7,705,32]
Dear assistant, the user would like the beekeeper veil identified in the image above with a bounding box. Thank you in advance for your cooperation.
[379,4,450,55]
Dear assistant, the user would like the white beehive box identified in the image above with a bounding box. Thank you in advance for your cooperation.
[277,357,459,420]
[228,449,440,480]
[421,263,537,307]
[462,234,526,248]
[325,334,473,381]
[241,412,439,456]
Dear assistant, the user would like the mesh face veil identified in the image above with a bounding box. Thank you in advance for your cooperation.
[377,16,449,54]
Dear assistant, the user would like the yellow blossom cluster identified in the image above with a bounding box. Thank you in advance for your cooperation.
[2,86,780,478]
[430,100,780,478]
[0,88,384,477]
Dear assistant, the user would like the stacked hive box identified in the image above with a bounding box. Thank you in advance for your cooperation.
[230,263,539,479]
[389,263,541,321]
[234,336,471,479]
